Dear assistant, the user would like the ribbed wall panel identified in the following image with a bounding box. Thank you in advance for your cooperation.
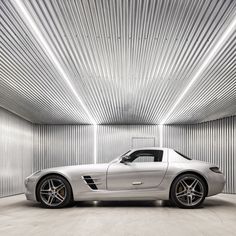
[163,116,236,193]
[0,107,33,197]
[97,125,160,163]
[33,125,94,171]
[31,117,235,193]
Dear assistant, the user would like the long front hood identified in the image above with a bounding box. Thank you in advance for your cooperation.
[40,163,109,175]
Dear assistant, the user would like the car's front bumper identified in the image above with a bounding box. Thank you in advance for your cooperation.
[24,174,41,202]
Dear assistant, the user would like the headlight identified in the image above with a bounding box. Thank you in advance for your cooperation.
[25,170,41,186]
[29,170,41,177]
[26,170,41,180]
[210,167,222,174]
[32,170,41,175]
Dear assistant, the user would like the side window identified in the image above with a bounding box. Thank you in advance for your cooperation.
[130,150,163,163]
[133,155,155,163]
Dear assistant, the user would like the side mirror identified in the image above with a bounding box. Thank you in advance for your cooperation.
[121,156,131,164]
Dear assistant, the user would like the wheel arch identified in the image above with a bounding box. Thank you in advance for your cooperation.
[169,171,208,199]
[35,172,74,202]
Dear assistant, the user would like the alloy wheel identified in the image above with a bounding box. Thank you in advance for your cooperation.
[175,176,204,207]
[40,178,67,207]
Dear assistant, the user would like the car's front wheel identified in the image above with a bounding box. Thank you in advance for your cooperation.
[37,175,73,208]
[170,173,207,209]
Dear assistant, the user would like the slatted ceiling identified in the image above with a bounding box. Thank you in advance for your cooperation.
[166,32,236,124]
[1,0,92,124]
[1,0,236,124]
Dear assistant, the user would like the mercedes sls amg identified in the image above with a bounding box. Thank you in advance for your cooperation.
[25,148,225,208]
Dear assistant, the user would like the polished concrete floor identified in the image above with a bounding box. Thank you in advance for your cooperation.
[0,194,236,236]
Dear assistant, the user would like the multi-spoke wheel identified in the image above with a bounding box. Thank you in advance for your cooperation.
[37,175,73,208]
[170,174,207,208]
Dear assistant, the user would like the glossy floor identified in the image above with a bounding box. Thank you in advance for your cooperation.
[0,194,236,236]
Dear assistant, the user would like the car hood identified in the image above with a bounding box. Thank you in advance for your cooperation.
[39,160,217,174]
[39,163,110,175]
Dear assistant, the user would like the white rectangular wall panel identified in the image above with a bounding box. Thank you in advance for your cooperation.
[132,137,155,148]
[0,108,33,197]
[97,125,160,163]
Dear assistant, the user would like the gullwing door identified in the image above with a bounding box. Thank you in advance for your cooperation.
[107,149,167,191]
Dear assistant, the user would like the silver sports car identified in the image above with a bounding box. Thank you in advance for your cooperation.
[25,148,225,209]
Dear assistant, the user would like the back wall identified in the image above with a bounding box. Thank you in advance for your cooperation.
[0,106,235,196]
[33,117,236,193]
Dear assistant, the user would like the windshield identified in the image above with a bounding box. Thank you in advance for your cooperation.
[109,150,131,163]
[175,150,192,160]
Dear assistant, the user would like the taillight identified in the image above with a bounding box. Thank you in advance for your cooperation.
[210,167,222,174]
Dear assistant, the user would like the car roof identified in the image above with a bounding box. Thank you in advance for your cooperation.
[129,147,172,152]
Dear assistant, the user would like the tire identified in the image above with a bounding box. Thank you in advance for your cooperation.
[36,175,73,208]
[170,173,207,209]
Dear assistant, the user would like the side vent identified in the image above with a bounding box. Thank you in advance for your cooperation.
[83,176,98,190]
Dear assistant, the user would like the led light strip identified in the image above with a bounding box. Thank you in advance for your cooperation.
[160,15,236,125]
[159,125,163,147]
[14,1,98,163]
[14,0,96,125]
[93,125,97,164]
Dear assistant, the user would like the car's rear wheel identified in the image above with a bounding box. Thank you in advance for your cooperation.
[37,175,73,208]
[170,173,206,209]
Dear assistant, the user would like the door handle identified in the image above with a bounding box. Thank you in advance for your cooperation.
[132,181,142,185]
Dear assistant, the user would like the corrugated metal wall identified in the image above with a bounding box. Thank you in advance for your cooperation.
[97,125,160,163]
[163,116,236,193]
[33,125,94,171]
[32,120,235,193]
[1,113,235,196]
[0,108,33,197]
[33,125,160,167]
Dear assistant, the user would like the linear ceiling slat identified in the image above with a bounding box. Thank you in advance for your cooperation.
[0,0,235,124]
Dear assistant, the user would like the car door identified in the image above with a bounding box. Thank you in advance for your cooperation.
[107,149,168,191]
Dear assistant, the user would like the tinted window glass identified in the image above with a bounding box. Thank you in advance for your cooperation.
[129,150,163,162]
[132,155,155,163]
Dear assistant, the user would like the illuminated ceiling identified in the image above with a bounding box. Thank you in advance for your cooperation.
[1,0,236,124]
